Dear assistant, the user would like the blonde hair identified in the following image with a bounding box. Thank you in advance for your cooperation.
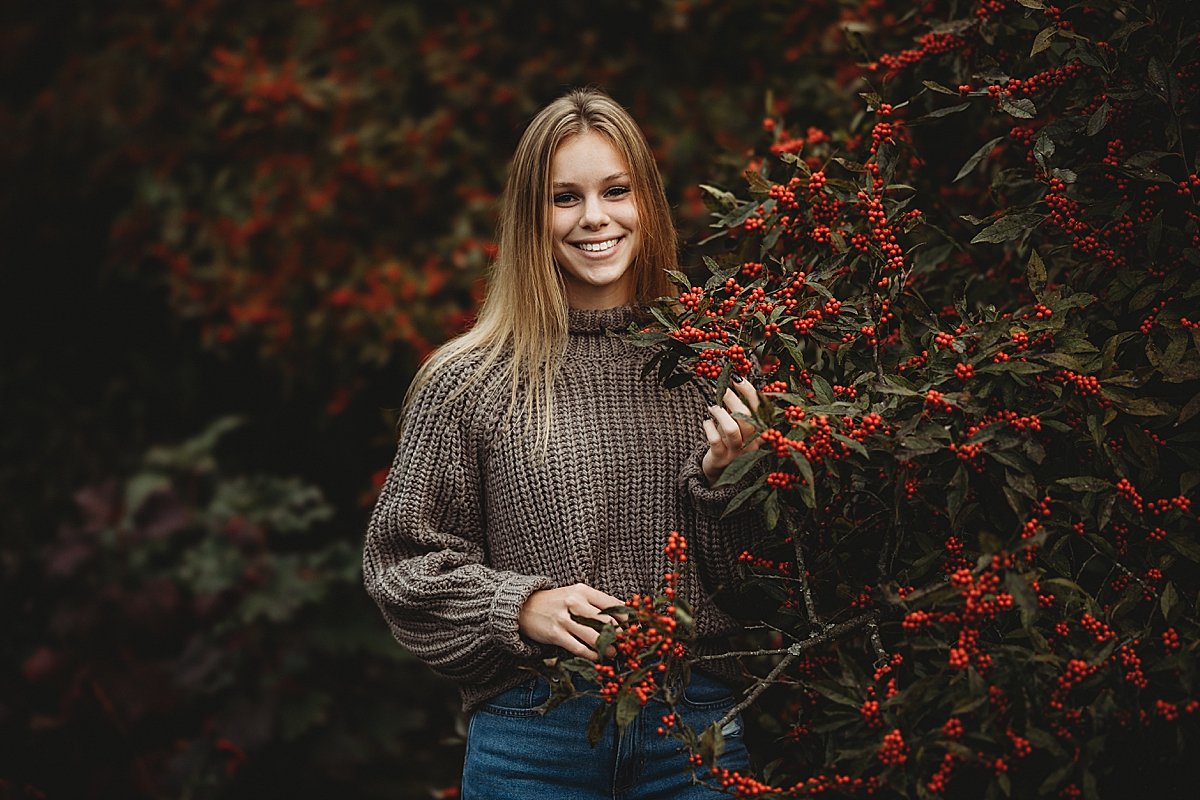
[402,88,677,449]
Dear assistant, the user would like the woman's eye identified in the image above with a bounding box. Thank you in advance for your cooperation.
[553,193,578,205]
[605,186,631,198]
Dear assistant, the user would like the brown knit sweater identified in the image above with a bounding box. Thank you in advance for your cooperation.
[363,305,763,713]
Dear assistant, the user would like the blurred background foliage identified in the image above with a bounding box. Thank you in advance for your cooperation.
[0,1,867,797]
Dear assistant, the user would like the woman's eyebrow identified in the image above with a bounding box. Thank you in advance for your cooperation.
[552,172,629,188]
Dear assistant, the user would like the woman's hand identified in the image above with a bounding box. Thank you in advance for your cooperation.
[518,583,627,660]
[701,376,761,485]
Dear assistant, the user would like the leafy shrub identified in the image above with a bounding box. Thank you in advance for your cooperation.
[3,418,457,799]
[632,0,1200,796]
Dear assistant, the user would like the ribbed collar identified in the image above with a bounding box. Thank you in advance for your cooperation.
[566,305,644,335]
[564,305,647,362]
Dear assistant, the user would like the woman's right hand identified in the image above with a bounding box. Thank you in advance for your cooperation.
[518,583,626,660]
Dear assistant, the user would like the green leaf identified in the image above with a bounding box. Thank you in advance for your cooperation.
[1161,582,1180,623]
[1111,396,1176,417]
[1147,56,1169,96]
[1006,468,1039,500]
[1168,533,1200,564]
[722,477,766,519]
[587,702,614,746]
[125,472,171,518]
[616,689,642,732]
[999,95,1037,119]
[922,80,959,95]
[1026,249,1047,297]
[697,720,726,763]
[1178,391,1200,426]
[664,269,691,289]
[1039,759,1076,795]
[971,211,1046,244]
[948,464,968,525]
[1006,571,1041,626]
[764,489,781,528]
[789,451,817,508]
[1055,476,1112,493]
[1030,26,1056,56]
[716,449,767,487]
[913,101,971,122]
[1085,102,1109,136]
[570,613,606,632]
[955,137,1004,183]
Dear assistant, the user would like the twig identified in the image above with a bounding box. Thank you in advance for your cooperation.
[868,618,888,666]
[786,508,822,628]
[716,611,879,728]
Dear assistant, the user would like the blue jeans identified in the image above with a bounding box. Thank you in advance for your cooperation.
[461,670,751,799]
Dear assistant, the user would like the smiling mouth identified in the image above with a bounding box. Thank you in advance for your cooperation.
[573,238,621,252]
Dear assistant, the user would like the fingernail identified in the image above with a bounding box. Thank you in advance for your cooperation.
[732,374,744,383]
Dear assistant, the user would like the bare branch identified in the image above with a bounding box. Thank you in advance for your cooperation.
[714,611,879,728]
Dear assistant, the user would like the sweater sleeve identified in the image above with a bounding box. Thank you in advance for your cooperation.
[677,443,769,599]
[362,364,556,684]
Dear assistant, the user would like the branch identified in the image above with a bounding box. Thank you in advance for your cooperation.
[785,507,822,627]
[715,611,879,728]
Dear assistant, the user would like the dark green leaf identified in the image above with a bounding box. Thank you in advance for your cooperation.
[588,702,614,746]
[1085,102,1109,136]
[1055,476,1113,493]
[1177,391,1200,426]
[1161,582,1179,623]
[716,449,767,487]
[971,211,1046,244]
[1026,249,1047,297]
[955,137,1004,183]
[922,80,959,95]
[913,102,971,122]
[1111,396,1176,417]
[764,489,781,528]
[616,688,642,732]
[1168,533,1200,564]
[999,95,1037,119]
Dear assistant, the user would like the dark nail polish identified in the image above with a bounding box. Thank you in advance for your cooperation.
[732,374,744,383]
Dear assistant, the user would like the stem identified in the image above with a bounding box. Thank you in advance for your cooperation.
[715,611,879,728]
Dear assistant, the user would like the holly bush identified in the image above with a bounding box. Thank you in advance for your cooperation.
[630,0,1200,796]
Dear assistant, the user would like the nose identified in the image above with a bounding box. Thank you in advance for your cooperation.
[579,194,610,229]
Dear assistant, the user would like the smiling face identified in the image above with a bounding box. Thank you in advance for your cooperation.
[549,131,641,309]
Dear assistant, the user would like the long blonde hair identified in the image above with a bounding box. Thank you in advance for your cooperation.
[402,88,677,448]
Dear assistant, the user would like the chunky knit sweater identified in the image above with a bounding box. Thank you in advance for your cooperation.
[363,305,762,713]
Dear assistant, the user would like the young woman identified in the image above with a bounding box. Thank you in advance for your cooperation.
[363,88,763,798]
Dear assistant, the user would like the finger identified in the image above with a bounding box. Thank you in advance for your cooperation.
[703,418,727,454]
[555,630,600,660]
[721,387,752,416]
[721,390,757,437]
[580,587,629,625]
[584,586,626,610]
[709,404,744,446]
[566,618,603,652]
[731,375,761,411]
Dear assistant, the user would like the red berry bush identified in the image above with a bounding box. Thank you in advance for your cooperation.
[629,1,1200,796]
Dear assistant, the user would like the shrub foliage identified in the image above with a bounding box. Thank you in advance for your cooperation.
[627,0,1200,796]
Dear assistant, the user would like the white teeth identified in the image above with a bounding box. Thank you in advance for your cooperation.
[576,239,618,252]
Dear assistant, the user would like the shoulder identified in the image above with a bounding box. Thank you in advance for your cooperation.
[401,346,509,439]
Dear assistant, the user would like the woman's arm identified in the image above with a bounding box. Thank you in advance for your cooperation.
[362,366,555,685]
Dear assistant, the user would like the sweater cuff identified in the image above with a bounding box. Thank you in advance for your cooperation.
[490,573,556,657]
[679,444,756,519]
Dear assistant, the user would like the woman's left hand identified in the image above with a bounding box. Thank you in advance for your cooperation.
[701,377,761,485]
